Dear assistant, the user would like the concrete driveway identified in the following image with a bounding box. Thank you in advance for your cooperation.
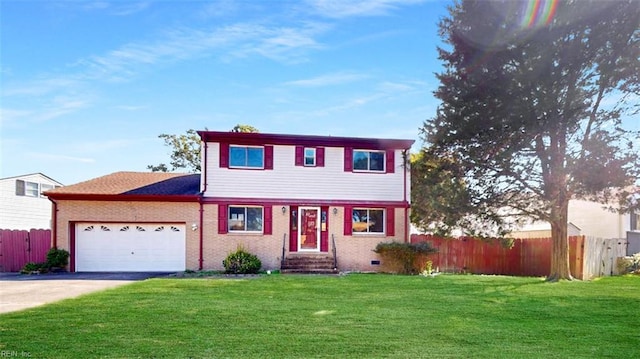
[0,272,172,314]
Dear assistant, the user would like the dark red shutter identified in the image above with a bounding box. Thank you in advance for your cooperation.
[386,207,395,236]
[15,180,25,196]
[263,205,272,235]
[344,148,353,172]
[219,143,229,168]
[386,150,395,173]
[264,145,274,170]
[316,147,325,167]
[320,207,329,252]
[295,146,304,166]
[343,206,352,235]
[218,204,228,234]
[289,206,298,252]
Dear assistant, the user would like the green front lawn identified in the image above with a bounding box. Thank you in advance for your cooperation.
[1,274,639,358]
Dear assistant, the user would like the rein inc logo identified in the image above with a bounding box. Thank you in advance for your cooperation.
[0,351,31,358]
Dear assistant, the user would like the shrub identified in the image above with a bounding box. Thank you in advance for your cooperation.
[20,262,49,274]
[223,248,262,274]
[46,248,69,268]
[374,241,437,274]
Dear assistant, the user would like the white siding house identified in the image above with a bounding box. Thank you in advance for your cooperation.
[0,173,63,230]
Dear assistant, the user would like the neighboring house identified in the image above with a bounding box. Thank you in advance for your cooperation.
[510,199,640,241]
[46,131,414,272]
[0,173,63,230]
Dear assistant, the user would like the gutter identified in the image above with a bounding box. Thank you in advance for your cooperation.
[403,148,410,243]
[49,197,58,248]
[202,141,208,194]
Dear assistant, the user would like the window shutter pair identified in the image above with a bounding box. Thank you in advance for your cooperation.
[343,148,395,173]
[343,206,395,236]
[217,204,272,235]
[294,146,325,167]
[219,143,273,169]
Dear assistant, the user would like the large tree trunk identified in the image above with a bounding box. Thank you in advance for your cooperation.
[547,198,573,281]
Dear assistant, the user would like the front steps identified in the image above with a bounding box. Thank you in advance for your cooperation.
[281,254,338,274]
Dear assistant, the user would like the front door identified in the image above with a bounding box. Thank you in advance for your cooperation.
[298,207,320,251]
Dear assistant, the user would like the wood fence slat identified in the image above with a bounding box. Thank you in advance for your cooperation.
[0,229,51,272]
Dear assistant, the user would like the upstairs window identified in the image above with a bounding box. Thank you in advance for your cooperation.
[304,148,316,166]
[16,180,39,197]
[295,146,324,167]
[228,206,263,232]
[353,150,385,172]
[41,184,54,197]
[229,146,264,169]
[344,148,395,173]
[220,143,273,170]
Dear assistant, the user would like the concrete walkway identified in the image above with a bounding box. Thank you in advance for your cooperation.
[0,272,171,314]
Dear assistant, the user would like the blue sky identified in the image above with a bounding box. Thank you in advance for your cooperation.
[1,0,638,186]
[1,0,448,185]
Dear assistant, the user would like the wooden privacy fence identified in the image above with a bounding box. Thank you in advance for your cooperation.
[0,229,51,272]
[411,234,587,279]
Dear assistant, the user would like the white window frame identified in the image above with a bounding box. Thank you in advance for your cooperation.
[229,145,265,169]
[353,150,385,172]
[25,181,39,197]
[304,147,316,167]
[352,208,385,234]
[228,206,264,233]
[40,183,54,197]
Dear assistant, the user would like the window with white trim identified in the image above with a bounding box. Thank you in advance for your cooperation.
[41,183,54,197]
[229,146,264,168]
[228,206,263,232]
[304,148,316,166]
[353,150,385,172]
[352,208,385,233]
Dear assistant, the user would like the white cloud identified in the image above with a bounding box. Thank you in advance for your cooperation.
[306,0,426,18]
[284,72,369,87]
[35,96,91,122]
[0,108,33,126]
[28,152,95,164]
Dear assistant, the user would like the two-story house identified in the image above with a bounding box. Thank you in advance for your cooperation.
[45,131,414,272]
[0,173,63,230]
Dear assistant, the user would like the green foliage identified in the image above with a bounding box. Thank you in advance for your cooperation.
[46,248,69,268]
[148,129,202,173]
[20,248,70,274]
[230,124,259,133]
[374,241,437,274]
[410,150,473,236]
[148,125,260,173]
[20,262,48,274]
[222,248,262,274]
[422,0,640,279]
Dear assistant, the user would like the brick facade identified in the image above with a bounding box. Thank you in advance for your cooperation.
[54,201,407,272]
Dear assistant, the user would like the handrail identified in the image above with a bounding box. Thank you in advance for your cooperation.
[331,234,337,271]
[281,233,287,267]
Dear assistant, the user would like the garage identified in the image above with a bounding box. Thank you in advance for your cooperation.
[75,222,186,272]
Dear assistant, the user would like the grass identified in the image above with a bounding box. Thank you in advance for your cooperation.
[1,274,639,358]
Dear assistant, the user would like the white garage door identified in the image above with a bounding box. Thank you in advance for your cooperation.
[76,223,186,272]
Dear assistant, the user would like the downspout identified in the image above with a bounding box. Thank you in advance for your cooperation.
[403,149,410,243]
[199,200,204,270]
[199,141,208,270]
[49,198,58,248]
[202,141,208,194]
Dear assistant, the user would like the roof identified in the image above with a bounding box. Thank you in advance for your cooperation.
[45,172,200,200]
[0,172,63,186]
[198,131,415,150]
